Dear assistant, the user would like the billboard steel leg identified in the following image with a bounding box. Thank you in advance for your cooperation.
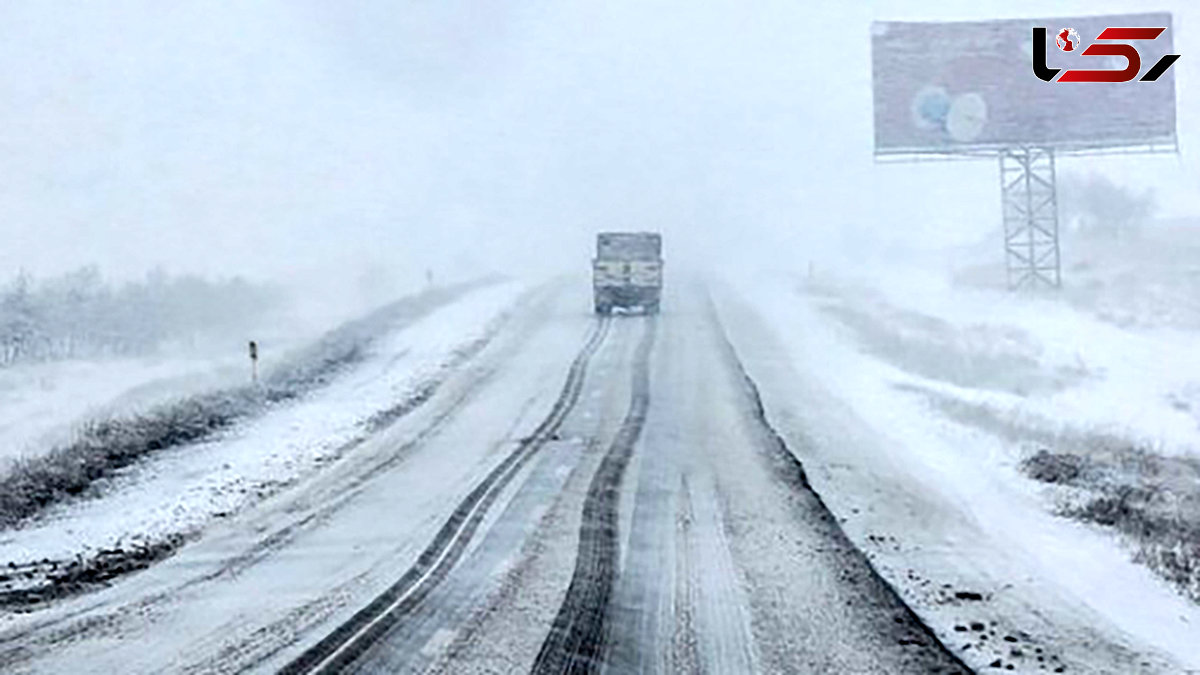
[998,147,1065,289]
[1000,147,1061,290]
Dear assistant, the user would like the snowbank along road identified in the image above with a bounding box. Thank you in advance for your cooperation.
[1,277,1190,673]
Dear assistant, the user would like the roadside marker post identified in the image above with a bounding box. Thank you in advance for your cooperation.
[249,340,259,383]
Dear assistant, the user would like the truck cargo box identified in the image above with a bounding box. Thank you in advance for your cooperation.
[592,232,662,315]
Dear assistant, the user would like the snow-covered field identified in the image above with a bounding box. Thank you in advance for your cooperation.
[0,281,526,594]
[717,234,1200,670]
[0,290,416,473]
[812,266,1200,459]
[0,355,249,467]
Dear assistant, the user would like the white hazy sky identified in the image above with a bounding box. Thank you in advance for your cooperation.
[0,1,1196,283]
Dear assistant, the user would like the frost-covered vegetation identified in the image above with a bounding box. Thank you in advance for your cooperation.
[907,386,1200,605]
[0,267,281,367]
[1058,171,1157,240]
[1025,448,1200,605]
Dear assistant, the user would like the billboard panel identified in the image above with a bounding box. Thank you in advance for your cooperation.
[872,13,1177,156]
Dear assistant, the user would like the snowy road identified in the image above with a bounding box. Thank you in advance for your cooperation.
[1,277,1192,673]
[266,282,964,675]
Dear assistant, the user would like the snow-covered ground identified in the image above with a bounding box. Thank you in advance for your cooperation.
[843,261,1200,460]
[717,244,1200,671]
[0,274,465,474]
[0,281,526,571]
[0,355,248,467]
[3,267,1196,672]
[0,288,423,473]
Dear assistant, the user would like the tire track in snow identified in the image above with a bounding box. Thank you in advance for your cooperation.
[0,283,542,672]
[532,317,657,675]
[278,316,613,675]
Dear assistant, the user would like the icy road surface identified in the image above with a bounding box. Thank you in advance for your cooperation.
[0,278,1195,674]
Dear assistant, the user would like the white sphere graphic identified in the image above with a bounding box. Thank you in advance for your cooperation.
[946,93,987,142]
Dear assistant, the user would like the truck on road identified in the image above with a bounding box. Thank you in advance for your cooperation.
[592,232,662,315]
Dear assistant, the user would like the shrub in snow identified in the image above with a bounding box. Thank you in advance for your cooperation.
[1020,450,1088,485]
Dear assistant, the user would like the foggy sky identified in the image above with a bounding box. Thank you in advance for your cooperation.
[1,0,1197,284]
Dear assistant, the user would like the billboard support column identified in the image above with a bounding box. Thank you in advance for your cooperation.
[1000,146,1061,290]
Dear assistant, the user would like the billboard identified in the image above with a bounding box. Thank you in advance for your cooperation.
[871,13,1177,156]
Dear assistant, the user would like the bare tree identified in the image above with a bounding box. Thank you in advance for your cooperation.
[0,272,41,365]
[0,267,282,368]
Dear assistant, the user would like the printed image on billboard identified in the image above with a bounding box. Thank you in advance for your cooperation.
[872,12,1177,156]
